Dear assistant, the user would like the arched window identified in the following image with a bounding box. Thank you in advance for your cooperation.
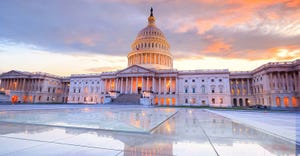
[152,43,154,48]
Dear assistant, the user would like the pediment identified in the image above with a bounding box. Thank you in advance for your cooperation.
[1,70,28,77]
[116,65,154,75]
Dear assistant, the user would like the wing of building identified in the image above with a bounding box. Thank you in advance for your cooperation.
[0,8,299,109]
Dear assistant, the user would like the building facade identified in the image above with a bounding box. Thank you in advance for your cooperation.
[0,9,299,108]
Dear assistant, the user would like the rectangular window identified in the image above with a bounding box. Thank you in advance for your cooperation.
[192,88,196,93]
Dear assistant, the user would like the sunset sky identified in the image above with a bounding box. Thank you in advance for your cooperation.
[0,0,300,76]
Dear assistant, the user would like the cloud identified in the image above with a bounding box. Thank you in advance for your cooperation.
[85,66,123,73]
[0,0,299,64]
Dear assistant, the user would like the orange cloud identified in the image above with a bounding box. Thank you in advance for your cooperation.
[204,39,232,53]
[267,46,300,60]
[173,0,300,35]
[64,35,100,47]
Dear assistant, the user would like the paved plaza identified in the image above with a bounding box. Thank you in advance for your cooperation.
[0,104,299,156]
[207,109,300,145]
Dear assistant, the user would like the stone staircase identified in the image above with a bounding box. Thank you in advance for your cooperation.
[0,92,10,104]
[109,94,141,105]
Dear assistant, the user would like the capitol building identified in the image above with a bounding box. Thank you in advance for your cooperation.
[0,9,299,109]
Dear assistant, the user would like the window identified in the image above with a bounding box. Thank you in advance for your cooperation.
[185,98,188,103]
[202,79,204,82]
[212,98,215,104]
[47,97,49,101]
[74,82,77,84]
[211,79,214,82]
[219,79,222,82]
[201,85,205,93]
[219,85,223,93]
[192,87,196,93]
[220,98,223,104]
[185,80,188,82]
[73,88,76,93]
[79,88,81,93]
[191,98,196,104]
[48,87,50,93]
[212,89,215,93]
[192,79,195,82]
[185,87,188,93]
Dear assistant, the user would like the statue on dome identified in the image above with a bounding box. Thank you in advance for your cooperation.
[150,7,153,16]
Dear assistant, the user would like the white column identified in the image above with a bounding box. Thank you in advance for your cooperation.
[125,77,128,94]
[285,72,289,91]
[169,77,172,95]
[115,78,118,91]
[158,77,161,94]
[175,77,178,94]
[146,77,149,91]
[275,73,279,90]
[22,78,25,91]
[298,71,300,91]
[136,76,138,93]
[142,76,144,91]
[164,77,166,94]
[152,77,155,92]
[247,79,250,95]
[293,72,297,92]
[130,77,133,94]
[120,78,123,93]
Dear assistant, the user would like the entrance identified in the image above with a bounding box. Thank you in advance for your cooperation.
[137,87,142,94]
[233,98,237,107]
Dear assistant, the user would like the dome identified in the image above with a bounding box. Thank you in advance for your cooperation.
[127,8,173,70]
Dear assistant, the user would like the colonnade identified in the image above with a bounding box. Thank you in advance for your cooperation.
[230,78,251,96]
[0,78,44,92]
[103,76,177,95]
[128,53,172,68]
[267,71,300,92]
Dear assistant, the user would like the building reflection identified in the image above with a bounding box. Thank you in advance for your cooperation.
[0,109,298,156]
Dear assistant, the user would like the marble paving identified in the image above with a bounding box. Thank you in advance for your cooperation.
[0,104,299,156]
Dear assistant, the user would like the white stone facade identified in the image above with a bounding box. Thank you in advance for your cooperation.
[0,8,299,108]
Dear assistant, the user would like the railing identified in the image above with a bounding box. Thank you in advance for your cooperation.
[179,69,229,73]
[71,73,102,77]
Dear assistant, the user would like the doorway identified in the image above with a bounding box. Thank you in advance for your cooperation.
[138,87,142,94]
